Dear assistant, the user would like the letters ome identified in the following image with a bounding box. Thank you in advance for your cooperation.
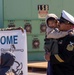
[0,35,18,45]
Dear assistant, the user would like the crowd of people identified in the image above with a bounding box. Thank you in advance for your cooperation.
[44,10,74,75]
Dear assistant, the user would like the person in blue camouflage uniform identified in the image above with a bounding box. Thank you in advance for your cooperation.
[51,10,74,75]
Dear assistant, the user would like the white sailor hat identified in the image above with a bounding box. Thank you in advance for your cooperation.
[59,10,74,25]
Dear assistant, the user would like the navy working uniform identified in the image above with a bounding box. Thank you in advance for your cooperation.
[50,10,74,75]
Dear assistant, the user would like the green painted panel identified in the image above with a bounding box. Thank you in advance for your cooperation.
[24,20,46,34]
[31,20,40,34]
[4,19,46,34]
[4,0,32,20]
[28,51,45,61]
[14,20,24,28]
[4,0,63,20]
[63,0,74,16]
[48,0,63,18]
[31,0,63,19]
[31,20,45,34]
[4,20,9,28]
[4,20,25,28]
[0,0,3,28]
[27,35,32,51]
[27,35,45,51]
[4,0,74,20]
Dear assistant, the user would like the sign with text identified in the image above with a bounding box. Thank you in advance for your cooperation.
[0,30,27,75]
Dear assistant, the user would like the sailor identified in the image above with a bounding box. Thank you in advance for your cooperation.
[51,10,74,75]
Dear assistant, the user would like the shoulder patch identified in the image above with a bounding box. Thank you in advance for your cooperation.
[66,41,74,51]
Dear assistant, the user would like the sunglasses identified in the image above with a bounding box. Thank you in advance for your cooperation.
[59,20,67,24]
[59,19,72,25]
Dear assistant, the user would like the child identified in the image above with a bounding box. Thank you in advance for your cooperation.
[44,13,68,75]
[44,13,69,60]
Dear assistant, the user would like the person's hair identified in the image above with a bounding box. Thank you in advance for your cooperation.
[47,17,57,24]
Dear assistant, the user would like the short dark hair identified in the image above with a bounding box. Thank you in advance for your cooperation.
[47,17,57,24]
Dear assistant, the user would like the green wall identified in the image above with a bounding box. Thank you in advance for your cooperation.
[4,0,74,20]
[3,0,74,61]
[4,0,64,20]
[0,0,3,28]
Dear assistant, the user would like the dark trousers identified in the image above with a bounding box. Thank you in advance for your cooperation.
[47,61,53,75]
[52,62,74,75]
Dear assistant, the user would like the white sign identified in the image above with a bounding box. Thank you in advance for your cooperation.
[0,30,28,75]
